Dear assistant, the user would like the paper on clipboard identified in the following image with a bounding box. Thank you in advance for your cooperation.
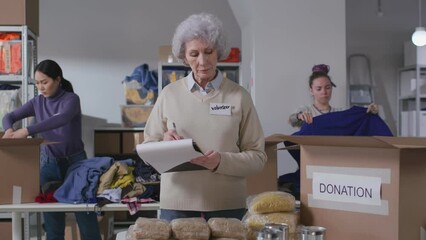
[136,138,206,173]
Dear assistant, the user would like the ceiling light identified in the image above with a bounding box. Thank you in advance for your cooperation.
[412,0,426,46]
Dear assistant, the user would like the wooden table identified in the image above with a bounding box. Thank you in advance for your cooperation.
[0,202,160,240]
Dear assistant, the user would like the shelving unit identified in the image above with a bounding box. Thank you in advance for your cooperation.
[0,25,38,240]
[0,25,37,128]
[157,62,241,94]
[397,64,426,136]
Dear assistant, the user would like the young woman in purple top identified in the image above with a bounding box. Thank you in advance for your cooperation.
[2,59,101,240]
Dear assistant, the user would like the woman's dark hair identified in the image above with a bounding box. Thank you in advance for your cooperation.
[309,64,336,88]
[35,59,74,93]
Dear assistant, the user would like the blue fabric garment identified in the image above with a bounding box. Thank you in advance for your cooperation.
[126,64,158,92]
[279,106,393,199]
[292,106,393,136]
[54,157,114,203]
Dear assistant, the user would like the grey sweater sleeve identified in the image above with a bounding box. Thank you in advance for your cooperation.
[288,105,310,128]
[288,112,303,127]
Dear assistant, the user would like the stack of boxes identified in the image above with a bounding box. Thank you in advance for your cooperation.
[121,65,157,128]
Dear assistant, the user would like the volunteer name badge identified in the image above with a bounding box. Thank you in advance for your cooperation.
[210,103,231,116]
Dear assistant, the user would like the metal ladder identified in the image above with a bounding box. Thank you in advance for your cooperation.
[347,54,374,106]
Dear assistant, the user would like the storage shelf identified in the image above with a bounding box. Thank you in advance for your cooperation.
[0,25,37,130]
[399,65,426,71]
[0,75,23,82]
[398,95,426,100]
[157,62,241,94]
[397,64,426,136]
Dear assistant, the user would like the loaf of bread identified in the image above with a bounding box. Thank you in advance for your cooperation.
[207,218,246,240]
[247,191,296,214]
[171,217,210,240]
[211,238,240,240]
[130,217,171,240]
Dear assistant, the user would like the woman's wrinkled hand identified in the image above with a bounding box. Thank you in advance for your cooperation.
[163,129,183,141]
[190,150,221,171]
[366,103,379,114]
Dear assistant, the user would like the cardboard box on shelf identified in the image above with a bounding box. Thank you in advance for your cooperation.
[158,45,178,63]
[0,0,39,35]
[266,134,426,240]
[121,105,153,128]
[0,138,43,204]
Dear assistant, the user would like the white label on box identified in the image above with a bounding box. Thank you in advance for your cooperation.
[307,165,390,215]
[12,186,22,204]
[313,172,382,206]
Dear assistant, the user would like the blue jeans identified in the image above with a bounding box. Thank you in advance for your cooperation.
[40,151,101,240]
[160,208,247,222]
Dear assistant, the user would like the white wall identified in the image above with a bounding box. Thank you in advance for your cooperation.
[229,0,346,176]
[38,0,241,124]
[346,0,421,134]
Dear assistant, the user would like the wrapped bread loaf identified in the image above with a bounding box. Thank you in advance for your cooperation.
[171,217,210,240]
[243,211,299,234]
[128,217,171,240]
[207,218,246,240]
[126,225,135,240]
[212,238,240,240]
[247,191,295,214]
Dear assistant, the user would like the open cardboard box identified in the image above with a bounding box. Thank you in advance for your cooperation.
[0,137,43,204]
[268,134,426,240]
[245,136,280,195]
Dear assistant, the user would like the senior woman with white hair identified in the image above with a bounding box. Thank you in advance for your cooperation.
[143,12,267,221]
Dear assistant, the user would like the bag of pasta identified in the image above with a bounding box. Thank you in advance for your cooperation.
[247,191,295,214]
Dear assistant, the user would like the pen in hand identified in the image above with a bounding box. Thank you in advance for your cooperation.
[171,122,182,140]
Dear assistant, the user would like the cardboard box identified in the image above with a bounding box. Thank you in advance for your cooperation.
[0,0,39,35]
[268,134,426,240]
[159,45,178,63]
[246,136,279,195]
[0,138,42,204]
[121,105,152,128]
[0,220,13,240]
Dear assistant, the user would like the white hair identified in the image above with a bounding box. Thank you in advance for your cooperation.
[172,12,229,61]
